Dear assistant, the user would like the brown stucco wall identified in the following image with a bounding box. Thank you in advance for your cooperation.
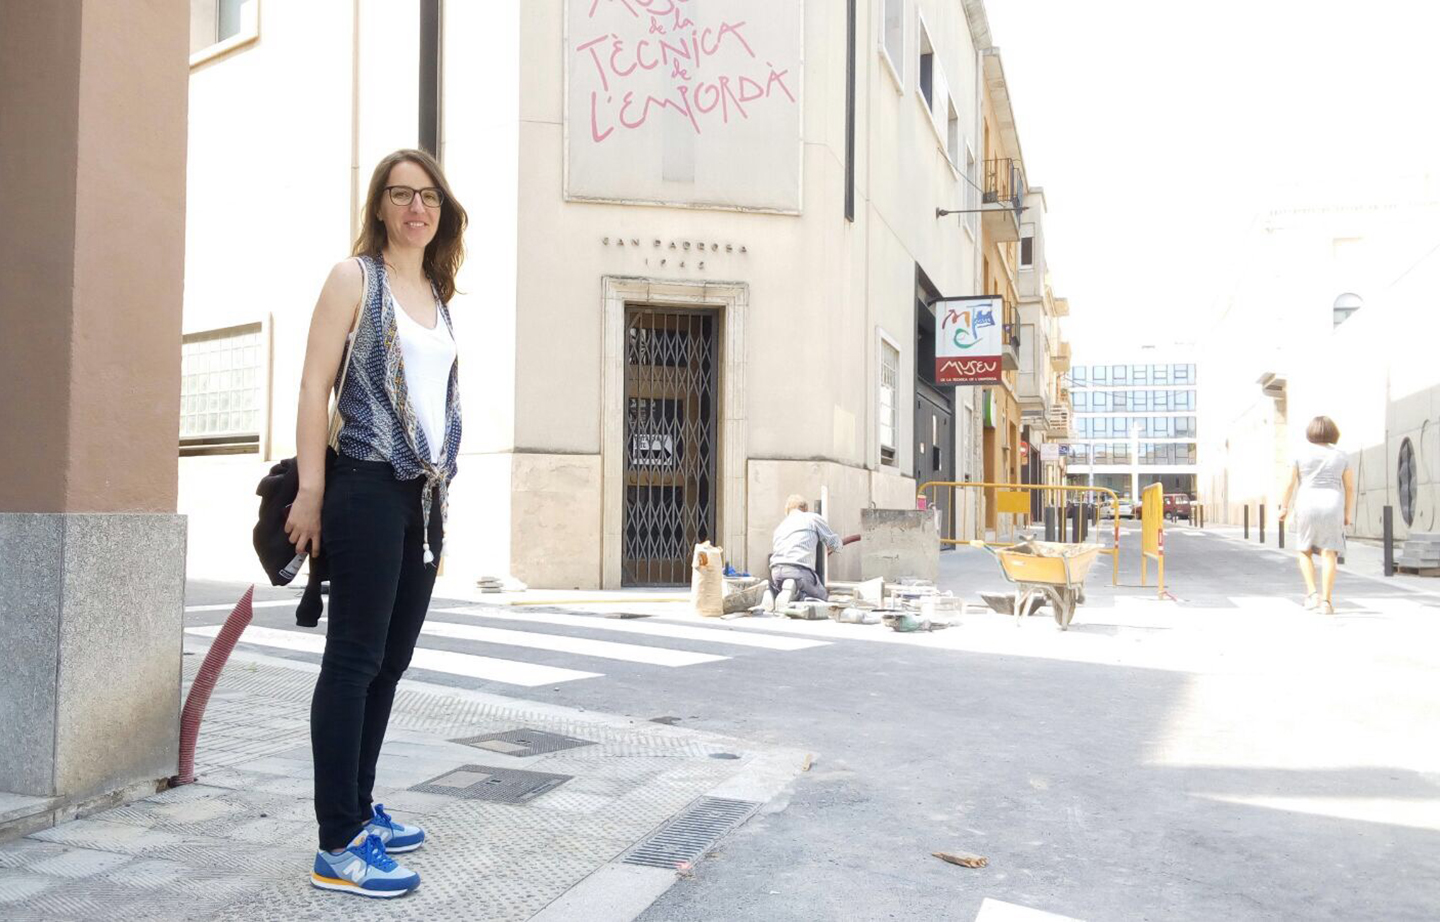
[0,0,187,513]
[0,1,83,512]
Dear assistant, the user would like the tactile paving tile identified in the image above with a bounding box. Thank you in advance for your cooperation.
[96,856,191,890]
[27,847,134,879]
[529,790,615,814]
[0,839,70,869]
[8,656,793,920]
[31,818,187,855]
[0,868,54,905]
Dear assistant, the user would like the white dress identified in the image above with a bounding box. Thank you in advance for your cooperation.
[1294,443,1347,553]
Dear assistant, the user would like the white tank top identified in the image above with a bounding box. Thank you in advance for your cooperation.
[391,289,456,463]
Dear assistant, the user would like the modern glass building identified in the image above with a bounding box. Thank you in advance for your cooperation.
[1063,358,1199,500]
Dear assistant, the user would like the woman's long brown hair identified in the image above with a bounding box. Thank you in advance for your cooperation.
[352,149,468,303]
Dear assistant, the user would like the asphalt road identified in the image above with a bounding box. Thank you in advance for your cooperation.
[185,526,1440,921]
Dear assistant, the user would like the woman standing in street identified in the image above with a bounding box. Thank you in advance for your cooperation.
[1279,416,1355,615]
[285,149,466,898]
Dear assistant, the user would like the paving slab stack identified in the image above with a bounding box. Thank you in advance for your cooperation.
[1395,531,1440,572]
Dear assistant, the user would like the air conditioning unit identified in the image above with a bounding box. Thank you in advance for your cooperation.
[1256,372,1286,398]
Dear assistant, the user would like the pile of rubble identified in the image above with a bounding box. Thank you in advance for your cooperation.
[721,575,965,632]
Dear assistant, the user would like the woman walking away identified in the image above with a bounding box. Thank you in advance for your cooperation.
[1278,416,1355,615]
[285,149,467,898]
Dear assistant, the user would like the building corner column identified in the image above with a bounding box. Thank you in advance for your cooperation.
[0,0,190,831]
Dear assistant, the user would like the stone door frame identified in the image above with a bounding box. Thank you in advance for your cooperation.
[600,277,748,589]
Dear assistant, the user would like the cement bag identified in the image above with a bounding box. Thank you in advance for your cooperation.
[690,542,725,617]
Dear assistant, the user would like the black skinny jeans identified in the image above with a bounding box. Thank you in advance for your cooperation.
[311,454,441,851]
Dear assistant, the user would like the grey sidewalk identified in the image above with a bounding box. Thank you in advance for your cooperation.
[0,649,804,921]
[1194,521,1440,598]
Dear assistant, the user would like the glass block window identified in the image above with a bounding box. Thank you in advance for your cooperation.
[879,338,900,466]
[180,323,263,450]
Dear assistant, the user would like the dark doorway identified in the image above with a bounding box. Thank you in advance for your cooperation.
[622,307,719,586]
[1021,424,1042,517]
[915,271,955,542]
[916,391,955,540]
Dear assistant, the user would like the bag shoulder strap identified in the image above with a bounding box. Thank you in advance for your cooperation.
[327,256,369,447]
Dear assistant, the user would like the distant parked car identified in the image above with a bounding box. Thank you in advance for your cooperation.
[1164,493,1193,521]
[1116,499,1135,519]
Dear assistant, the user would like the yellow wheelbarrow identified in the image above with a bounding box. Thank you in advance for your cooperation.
[969,538,1103,631]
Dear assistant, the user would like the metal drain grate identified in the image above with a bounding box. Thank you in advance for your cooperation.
[622,796,760,869]
[451,728,595,757]
[410,765,572,803]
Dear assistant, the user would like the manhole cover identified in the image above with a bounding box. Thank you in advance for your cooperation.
[623,796,760,869]
[410,765,572,803]
[451,728,595,757]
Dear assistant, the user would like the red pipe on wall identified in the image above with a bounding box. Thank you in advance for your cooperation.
[172,585,254,786]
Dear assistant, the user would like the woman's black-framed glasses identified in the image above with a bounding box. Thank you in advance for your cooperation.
[385,185,444,208]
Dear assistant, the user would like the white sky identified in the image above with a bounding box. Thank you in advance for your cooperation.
[984,0,1440,356]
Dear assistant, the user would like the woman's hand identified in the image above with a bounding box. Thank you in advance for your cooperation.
[285,487,324,557]
[1278,505,1289,521]
[1344,512,1353,528]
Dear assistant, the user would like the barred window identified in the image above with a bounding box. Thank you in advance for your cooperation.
[180,323,264,454]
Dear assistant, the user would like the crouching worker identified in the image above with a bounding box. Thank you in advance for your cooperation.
[764,494,858,610]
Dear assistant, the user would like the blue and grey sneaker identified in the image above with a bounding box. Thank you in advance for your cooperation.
[311,832,419,898]
[363,803,425,853]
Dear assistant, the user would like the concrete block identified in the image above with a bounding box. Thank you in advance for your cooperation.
[54,515,186,800]
[0,514,185,802]
[510,453,603,589]
[860,509,939,583]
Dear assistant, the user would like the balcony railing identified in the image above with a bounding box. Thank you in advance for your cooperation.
[1000,299,1021,371]
[982,158,1025,242]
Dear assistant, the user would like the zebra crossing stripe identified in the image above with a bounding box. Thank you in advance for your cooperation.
[416,620,729,667]
[974,897,1084,921]
[432,606,829,652]
[185,599,303,612]
[184,625,600,687]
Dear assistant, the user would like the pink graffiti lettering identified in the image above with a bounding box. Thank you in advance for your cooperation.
[737,76,765,103]
[576,8,793,143]
[588,92,615,143]
[765,63,796,102]
[576,35,612,92]
[589,0,640,20]
[589,0,695,31]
